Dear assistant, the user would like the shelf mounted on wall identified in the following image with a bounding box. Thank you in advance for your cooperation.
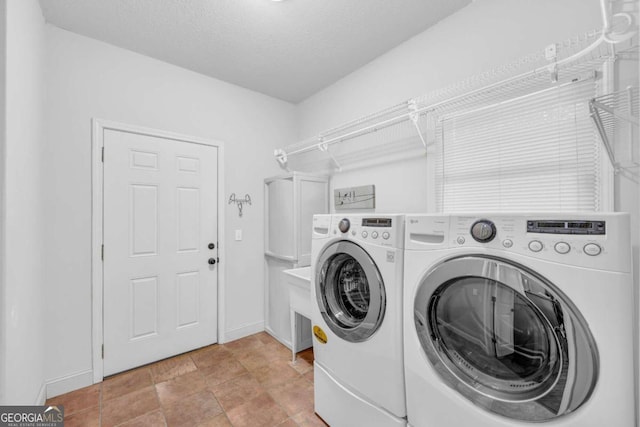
[590,86,639,169]
[274,34,626,174]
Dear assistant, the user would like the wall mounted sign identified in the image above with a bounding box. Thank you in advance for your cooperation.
[334,185,375,210]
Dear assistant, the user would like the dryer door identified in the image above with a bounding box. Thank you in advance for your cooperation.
[316,241,385,342]
[414,255,597,422]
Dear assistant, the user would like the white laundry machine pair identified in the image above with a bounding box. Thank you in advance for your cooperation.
[310,214,406,427]
[403,213,635,427]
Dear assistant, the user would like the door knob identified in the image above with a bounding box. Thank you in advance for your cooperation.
[208,243,215,250]
[208,258,216,265]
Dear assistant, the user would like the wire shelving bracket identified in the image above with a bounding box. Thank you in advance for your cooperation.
[589,86,639,169]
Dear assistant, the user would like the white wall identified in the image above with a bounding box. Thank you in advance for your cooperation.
[296,0,603,213]
[0,0,47,404]
[43,26,295,395]
[0,0,7,406]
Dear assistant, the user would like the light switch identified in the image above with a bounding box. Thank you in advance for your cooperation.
[235,229,242,241]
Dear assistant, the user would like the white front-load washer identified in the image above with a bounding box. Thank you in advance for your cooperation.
[403,213,635,427]
[311,214,406,427]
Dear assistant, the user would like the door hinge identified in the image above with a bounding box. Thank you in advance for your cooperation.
[101,244,104,261]
[101,344,104,359]
[101,146,104,162]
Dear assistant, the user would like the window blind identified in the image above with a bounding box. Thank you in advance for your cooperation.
[434,78,603,213]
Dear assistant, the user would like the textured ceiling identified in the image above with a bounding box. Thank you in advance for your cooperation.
[39,0,471,103]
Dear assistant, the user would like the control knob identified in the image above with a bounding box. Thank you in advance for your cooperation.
[470,219,497,243]
[338,218,350,233]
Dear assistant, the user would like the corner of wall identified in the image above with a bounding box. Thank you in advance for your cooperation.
[1,0,47,404]
[0,0,8,406]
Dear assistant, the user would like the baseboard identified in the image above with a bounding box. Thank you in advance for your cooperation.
[223,320,265,343]
[46,369,93,399]
[35,382,46,405]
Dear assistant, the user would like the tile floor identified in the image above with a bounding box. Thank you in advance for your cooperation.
[45,332,327,427]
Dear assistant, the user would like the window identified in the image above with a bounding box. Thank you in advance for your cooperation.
[434,78,606,212]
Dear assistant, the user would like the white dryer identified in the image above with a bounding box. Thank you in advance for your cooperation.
[403,213,635,427]
[311,214,406,427]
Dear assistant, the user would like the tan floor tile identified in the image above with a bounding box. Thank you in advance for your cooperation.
[190,345,234,370]
[235,348,271,371]
[262,341,294,361]
[150,354,198,383]
[103,367,153,401]
[202,357,248,386]
[63,405,100,427]
[277,418,299,427]
[303,369,314,383]
[43,334,314,427]
[46,383,101,416]
[290,357,313,375]
[222,334,264,354]
[117,409,166,427]
[292,411,329,427]
[163,390,224,427]
[267,377,314,416]
[101,385,160,427]
[225,393,288,427]
[255,332,279,345]
[196,413,233,427]
[251,359,301,388]
[156,370,207,407]
[210,373,266,412]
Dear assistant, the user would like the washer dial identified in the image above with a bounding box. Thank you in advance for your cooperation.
[470,219,497,243]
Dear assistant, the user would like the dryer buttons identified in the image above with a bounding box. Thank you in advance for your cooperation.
[456,236,466,245]
[583,243,602,256]
[371,231,379,239]
[361,231,368,238]
[554,242,571,254]
[502,239,513,248]
[382,232,390,240]
[528,240,543,252]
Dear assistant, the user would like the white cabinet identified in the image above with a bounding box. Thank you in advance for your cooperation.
[264,173,328,347]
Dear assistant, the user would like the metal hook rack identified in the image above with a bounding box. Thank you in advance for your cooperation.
[228,193,252,217]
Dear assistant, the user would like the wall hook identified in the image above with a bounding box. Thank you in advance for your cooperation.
[228,193,251,217]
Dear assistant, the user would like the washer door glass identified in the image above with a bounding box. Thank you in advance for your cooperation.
[316,241,385,342]
[414,255,598,422]
[433,277,559,394]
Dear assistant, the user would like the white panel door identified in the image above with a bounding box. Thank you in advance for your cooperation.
[103,129,218,376]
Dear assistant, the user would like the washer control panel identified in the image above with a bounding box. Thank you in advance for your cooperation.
[330,215,404,248]
[404,213,630,272]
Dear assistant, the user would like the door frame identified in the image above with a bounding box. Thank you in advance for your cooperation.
[91,118,226,383]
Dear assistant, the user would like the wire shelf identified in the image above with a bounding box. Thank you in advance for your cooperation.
[275,29,632,173]
[590,86,639,168]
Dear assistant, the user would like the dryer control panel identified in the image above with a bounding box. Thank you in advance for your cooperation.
[405,213,631,273]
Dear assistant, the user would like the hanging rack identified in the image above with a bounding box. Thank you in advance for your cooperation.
[274,0,637,173]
